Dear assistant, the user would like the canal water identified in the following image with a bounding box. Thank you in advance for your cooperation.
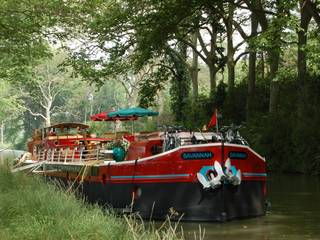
[182,174,320,240]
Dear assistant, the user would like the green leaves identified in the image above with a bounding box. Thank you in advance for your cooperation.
[138,62,169,107]
[0,81,22,123]
[0,0,79,84]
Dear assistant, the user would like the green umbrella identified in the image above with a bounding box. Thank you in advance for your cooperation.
[107,107,159,118]
[108,107,158,134]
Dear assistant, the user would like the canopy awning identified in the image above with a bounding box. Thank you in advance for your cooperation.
[90,111,138,122]
[107,107,159,118]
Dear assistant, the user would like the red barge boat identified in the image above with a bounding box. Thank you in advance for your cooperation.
[14,108,267,222]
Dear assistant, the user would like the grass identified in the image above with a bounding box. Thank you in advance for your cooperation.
[0,163,183,240]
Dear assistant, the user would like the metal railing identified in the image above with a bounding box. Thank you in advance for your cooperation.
[36,147,110,163]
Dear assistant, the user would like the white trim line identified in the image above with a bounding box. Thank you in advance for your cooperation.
[108,143,265,166]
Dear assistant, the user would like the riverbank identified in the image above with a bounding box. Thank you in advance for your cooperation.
[0,165,182,240]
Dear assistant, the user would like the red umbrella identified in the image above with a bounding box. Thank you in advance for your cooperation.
[90,111,138,121]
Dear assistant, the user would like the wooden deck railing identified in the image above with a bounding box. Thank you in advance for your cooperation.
[36,147,111,163]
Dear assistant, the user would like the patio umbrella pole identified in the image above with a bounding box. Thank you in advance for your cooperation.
[131,120,134,134]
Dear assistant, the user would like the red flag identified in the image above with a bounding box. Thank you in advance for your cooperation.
[207,109,217,129]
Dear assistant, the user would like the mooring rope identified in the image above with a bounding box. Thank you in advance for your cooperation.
[66,160,104,193]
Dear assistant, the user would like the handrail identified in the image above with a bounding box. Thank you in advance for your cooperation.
[36,147,111,163]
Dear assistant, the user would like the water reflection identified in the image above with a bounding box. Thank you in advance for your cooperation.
[182,174,320,240]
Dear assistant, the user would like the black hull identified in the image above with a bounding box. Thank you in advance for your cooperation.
[68,179,266,222]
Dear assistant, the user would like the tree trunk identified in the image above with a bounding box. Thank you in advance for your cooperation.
[209,25,218,96]
[158,90,165,114]
[304,0,320,28]
[195,23,218,96]
[298,0,312,86]
[0,121,4,145]
[268,50,280,114]
[297,30,308,85]
[297,0,312,118]
[268,1,287,114]
[191,32,199,101]
[247,51,257,120]
[227,59,235,99]
[226,2,236,117]
[246,11,258,121]
[45,107,51,127]
[260,52,265,82]
[245,0,281,114]
[209,63,217,96]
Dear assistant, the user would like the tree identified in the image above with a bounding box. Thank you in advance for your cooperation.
[219,1,248,120]
[0,81,22,145]
[21,52,80,127]
[190,31,199,101]
[243,0,290,113]
[246,5,259,121]
[298,0,313,85]
[66,0,228,101]
[304,0,320,27]
[168,43,191,124]
[0,0,78,79]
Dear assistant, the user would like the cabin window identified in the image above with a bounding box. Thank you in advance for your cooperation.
[228,151,247,159]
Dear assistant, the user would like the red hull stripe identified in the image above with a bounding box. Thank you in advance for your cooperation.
[110,174,190,179]
[242,173,267,177]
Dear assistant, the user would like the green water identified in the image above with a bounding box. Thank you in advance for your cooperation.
[182,174,320,240]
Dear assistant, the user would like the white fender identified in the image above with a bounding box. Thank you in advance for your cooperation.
[232,169,242,185]
[224,158,233,179]
[214,161,225,181]
[223,158,242,185]
[208,175,222,189]
[225,158,231,169]
[197,172,210,189]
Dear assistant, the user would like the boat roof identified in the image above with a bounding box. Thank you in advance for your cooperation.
[46,122,89,130]
[90,111,138,121]
[108,107,159,118]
